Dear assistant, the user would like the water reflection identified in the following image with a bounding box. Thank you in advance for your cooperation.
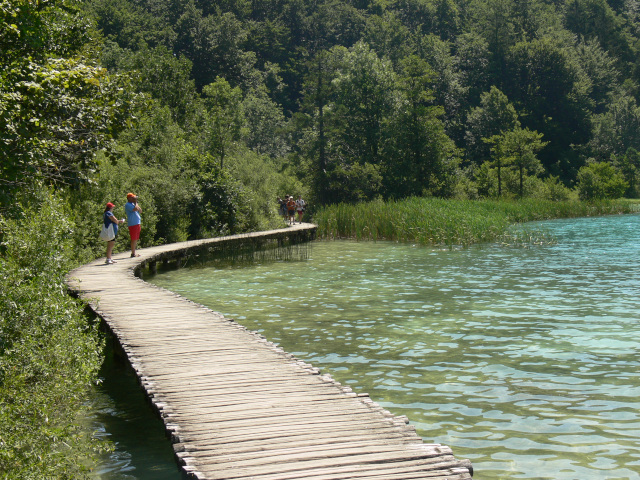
[150,214,640,480]
[90,340,186,480]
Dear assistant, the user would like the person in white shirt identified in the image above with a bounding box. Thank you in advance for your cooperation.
[295,195,306,224]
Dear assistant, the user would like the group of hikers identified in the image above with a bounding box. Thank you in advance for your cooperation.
[278,195,306,225]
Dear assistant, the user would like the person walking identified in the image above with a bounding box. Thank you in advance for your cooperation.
[295,194,306,224]
[103,202,124,264]
[278,197,287,221]
[286,195,296,225]
[125,193,142,257]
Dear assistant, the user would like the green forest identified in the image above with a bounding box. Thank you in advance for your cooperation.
[1,0,639,477]
[5,0,640,224]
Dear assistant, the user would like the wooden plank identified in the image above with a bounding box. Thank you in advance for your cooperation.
[151,392,363,408]
[143,373,325,392]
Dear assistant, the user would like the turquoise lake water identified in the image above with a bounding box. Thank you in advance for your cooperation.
[90,343,187,480]
[96,213,640,479]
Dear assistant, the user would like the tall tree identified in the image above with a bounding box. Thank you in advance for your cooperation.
[383,55,459,198]
[573,37,620,114]
[300,42,396,203]
[587,93,640,160]
[415,34,468,142]
[473,0,516,80]
[175,2,254,89]
[201,77,244,169]
[504,37,591,179]
[465,86,520,164]
[307,0,367,53]
[242,89,290,158]
[454,32,491,104]
[433,0,461,40]
[329,41,396,166]
[300,50,335,204]
[104,45,198,124]
[385,0,437,35]
[505,127,547,197]
[363,11,412,65]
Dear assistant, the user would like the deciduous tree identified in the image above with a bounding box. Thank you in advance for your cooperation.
[465,86,519,164]
[201,77,244,169]
[383,55,459,198]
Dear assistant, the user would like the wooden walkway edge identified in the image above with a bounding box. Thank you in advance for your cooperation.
[67,224,473,480]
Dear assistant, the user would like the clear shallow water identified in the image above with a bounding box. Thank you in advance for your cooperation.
[147,214,640,480]
[89,342,187,480]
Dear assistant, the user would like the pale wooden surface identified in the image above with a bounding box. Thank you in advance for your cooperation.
[67,224,473,480]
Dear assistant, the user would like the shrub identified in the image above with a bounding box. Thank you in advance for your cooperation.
[0,193,105,479]
[529,176,577,201]
[577,162,628,200]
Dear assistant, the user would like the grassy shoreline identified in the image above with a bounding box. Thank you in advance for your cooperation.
[314,198,639,246]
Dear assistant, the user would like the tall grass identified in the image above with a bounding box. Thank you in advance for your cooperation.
[314,198,639,247]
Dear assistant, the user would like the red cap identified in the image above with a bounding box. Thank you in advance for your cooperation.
[106,202,115,209]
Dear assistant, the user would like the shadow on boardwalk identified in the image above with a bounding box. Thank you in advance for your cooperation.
[67,223,473,480]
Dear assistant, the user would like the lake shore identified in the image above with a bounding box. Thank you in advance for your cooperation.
[314,198,640,246]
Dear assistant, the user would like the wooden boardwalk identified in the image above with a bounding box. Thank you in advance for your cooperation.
[67,224,473,480]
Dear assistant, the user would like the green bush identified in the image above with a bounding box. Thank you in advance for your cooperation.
[0,193,105,479]
[577,162,629,200]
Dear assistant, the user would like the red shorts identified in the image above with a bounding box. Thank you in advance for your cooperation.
[129,224,141,241]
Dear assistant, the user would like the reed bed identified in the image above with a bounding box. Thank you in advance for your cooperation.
[315,198,638,247]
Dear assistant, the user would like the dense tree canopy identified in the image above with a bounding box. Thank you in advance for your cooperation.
[77,0,634,204]
[4,0,639,215]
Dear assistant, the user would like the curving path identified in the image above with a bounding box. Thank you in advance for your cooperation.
[67,224,473,480]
